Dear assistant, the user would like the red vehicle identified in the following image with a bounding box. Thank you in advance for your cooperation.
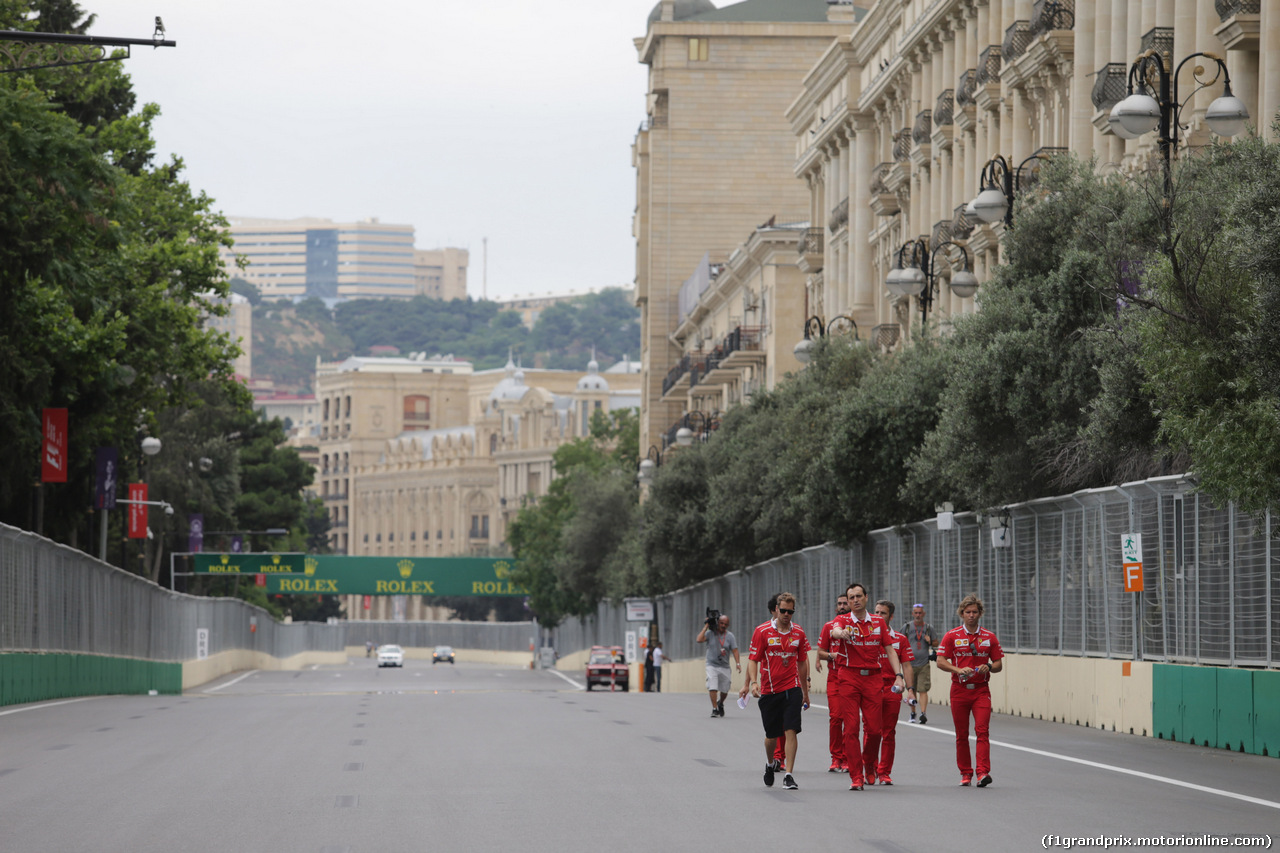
[585,645,629,691]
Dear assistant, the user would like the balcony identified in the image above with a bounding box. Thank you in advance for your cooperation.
[661,354,692,398]
[930,219,954,252]
[1214,0,1260,49]
[912,110,932,145]
[868,162,899,217]
[933,90,954,127]
[798,227,824,272]
[952,203,975,241]
[1002,21,1033,64]
[1140,27,1173,70]
[828,197,849,233]
[892,127,912,163]
[974,46,1002,110]
[1213,0,1264,48]
[870,323,901,352]
[1030,0,1075,36]
[718,326,765,370]
[1091,63,1128,134]
[955,69,977,108]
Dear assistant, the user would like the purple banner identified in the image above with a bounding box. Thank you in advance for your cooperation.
[94,447,118,510]
[231,535,244,553]
[188,514,204,553]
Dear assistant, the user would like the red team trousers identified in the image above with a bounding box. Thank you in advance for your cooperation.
[950,682,993,776]
[827,668,844,763]
[836,670,883,782]
[873,683,902,776]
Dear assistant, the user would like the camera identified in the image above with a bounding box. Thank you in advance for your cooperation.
[705,607,721,629]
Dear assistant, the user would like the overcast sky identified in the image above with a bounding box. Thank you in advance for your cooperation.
[87,0,663,301]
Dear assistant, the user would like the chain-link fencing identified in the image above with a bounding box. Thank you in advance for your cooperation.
[551,475,1278,668]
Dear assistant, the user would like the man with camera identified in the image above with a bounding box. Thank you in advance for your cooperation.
[696,609,740,717]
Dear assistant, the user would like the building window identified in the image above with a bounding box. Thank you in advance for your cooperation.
[469,515,489,539]
[403,394,430,429]
[323,399,330,420]
[688,38,709,61]
[344,395,351,417]
[489,433,498,455]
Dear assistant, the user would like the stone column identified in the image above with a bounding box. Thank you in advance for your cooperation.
[1261,0,1280,140]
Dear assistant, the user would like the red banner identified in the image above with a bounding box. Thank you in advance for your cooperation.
[363,595,372,611]
[255,574,266,587]
[128,483,148,539]
[42,409,68,483]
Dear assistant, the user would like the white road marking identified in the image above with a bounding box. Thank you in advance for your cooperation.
[809,702,1280,811]
[203,670,258,692]
[547,669,584,690]
[0,697,99,716]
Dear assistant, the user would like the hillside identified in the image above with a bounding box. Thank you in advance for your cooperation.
[248,288,639,394]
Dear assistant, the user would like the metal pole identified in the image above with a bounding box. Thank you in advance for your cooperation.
[99,508,109,561]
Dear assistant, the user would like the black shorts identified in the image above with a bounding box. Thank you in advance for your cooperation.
[758,687,803,739]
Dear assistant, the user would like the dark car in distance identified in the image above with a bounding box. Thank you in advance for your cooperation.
[585,645,629,691]
[432,645,455,664]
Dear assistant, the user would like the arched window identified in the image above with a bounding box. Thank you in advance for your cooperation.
[489,433,498,455]
[403,395,430,430]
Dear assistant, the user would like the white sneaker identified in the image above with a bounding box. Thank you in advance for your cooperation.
[782,773,798,790]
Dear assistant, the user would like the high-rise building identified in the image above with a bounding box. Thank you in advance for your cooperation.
[222,216,468,302]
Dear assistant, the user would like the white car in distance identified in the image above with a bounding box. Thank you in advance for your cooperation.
[376,644,405,668]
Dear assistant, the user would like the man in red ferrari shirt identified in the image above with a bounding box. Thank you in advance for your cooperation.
[870,600,915,785]
[742,592,810,790]
[829,583,906,790]
[936,593,1004,788]
[817,592,850,772]
[746,594,787,767]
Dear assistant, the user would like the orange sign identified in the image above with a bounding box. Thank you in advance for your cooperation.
[1123,563,1145,592]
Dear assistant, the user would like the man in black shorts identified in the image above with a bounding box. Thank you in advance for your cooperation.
[744,592,811,789]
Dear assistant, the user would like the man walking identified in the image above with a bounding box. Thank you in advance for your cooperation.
[743,592,809,790]
[937,593,1004,788]
[747,595,786,767]
[817,592,850,772]
[871,600,914,785]
[901,603,938,724]
[829,583,905,790]
[697,614,740,716]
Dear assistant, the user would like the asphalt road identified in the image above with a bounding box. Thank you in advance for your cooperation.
[1,658,1275,853]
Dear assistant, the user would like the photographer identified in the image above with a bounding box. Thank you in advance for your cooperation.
[696,610,740,717]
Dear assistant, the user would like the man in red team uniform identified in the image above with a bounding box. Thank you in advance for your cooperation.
[743,592,810,790]
[871,600,915,785]
[746,595,786,767]
[817,592,850,772]
[828,583,906,790]
[936,593,1004,788]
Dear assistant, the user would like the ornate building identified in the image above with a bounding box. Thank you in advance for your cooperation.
[315,354,640,620]
[786,0,1277,345]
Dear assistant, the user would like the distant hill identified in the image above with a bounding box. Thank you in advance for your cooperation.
[250,289,639,394]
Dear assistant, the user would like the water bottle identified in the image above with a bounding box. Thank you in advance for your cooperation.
[891,682,904,694]
[907,696,918,707]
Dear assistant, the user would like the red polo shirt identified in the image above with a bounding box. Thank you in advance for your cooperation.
[880,629,914,685]
[938,625,1004,685]
[749,622,811,695]
[832,612,893,672]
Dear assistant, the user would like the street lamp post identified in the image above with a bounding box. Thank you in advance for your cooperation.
[675,410,715,447]
[1110,50,1249,195]
[793,314,859,364]
[637,445,661,486]
[968,152,1057,228]
[885,238,978,327]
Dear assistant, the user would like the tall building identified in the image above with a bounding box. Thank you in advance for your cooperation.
[223,217,469,302]
[413,247,469,301]
[632,0,859,456]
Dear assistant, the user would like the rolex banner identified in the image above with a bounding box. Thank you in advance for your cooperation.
[190,554,525,597]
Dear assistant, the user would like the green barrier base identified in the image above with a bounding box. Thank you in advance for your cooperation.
[0,652,182,707]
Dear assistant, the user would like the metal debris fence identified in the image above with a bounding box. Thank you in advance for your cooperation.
[552,475,1279,669]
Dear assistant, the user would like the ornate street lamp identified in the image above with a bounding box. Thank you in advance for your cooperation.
[675,411,715,447]
[793,314,859,364]
[637,445,661,484]
[885,238,978,325]
[1110,49,1248,193]
[969,152,1058,228]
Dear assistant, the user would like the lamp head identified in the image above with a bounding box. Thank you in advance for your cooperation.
[1205,94,1248,137]
[885,266,908,297]
[141,436,162,457]
[900,265,927,297]
[950,269,979,299]
[638,458,655,483]
[971,187,1009,224]
[675,426,694,447]
[1112,92,1161,137]
[793,337,815,363]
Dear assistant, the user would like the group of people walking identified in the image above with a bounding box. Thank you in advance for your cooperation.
[736,584,1004,791]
